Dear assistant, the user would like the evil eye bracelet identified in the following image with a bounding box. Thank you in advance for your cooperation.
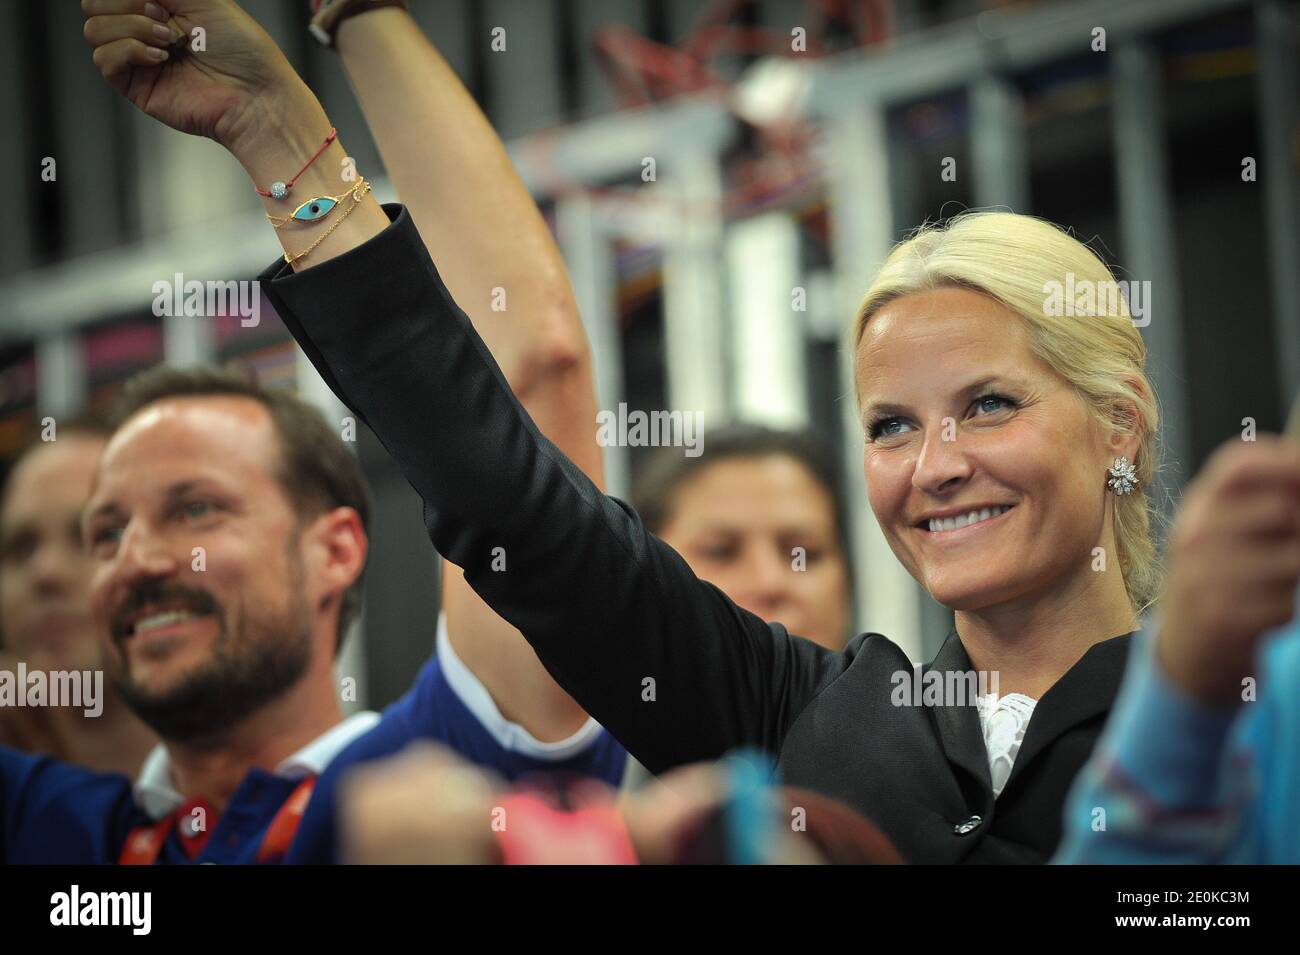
[282,177,372,267]
[265,178,366,229]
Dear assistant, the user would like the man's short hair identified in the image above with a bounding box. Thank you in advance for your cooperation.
[108,365,372,654]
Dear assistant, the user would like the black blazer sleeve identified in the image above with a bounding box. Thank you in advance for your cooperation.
[259,205,844,773]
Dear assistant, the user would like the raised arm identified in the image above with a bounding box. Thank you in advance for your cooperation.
[262,206,836,772]
[333,8,600,741]
[84,0,841,774]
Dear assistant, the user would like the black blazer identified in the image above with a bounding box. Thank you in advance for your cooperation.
[260,205,1133,864]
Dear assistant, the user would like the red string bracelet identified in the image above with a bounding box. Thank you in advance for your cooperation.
[254,127,338,199]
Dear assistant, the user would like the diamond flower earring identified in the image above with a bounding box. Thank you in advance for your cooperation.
[1106,455,1139,496]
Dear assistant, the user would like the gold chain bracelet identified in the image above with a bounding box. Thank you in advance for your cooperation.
[283,177,372,267]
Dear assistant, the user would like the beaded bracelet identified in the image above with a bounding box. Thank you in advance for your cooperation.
[253,127,337,199]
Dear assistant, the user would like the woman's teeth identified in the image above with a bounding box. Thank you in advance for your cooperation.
[928,505,1012,533]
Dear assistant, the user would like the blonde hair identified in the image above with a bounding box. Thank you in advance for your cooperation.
[851,211,1163,612]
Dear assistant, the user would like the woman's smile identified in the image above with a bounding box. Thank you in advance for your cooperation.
[913,503,1017,542]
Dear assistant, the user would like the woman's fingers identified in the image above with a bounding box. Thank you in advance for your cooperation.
[1157,436,1300,703]
[1177,506,1300,625]
[84,13,177,50]
[1210,488,1300,540]
[82,0,169,19]
[91,36,168,87]
[1207,437,1300,497]
[1176,440,1300,550]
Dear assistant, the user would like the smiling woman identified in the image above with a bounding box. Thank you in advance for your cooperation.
[252,196,1176,862]
[853,212,1161,618]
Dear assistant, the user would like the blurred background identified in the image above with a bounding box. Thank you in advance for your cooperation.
[1,0,1296,709]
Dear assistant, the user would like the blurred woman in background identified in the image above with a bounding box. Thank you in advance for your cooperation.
[632,424,852,651]
[0,420,156,774]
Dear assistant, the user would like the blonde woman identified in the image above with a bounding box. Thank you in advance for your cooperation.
[264,209,1159,864]
[83,0,1288,863]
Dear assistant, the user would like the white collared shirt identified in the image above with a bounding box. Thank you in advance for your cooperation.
[133,613,608,819]
[133,710,380,820]
[435,613,607,760]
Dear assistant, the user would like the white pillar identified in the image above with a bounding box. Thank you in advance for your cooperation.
[660,150,730,428]
[36,333,87,419]
[826,100,925,662]
[556,192,629,497]
[727,212,808,428]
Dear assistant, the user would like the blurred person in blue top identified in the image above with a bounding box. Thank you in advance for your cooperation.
[1,417,158,775]
[1056,431,1300,864]
[0,0,624,865]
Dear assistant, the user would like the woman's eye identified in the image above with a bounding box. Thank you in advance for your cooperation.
[869,418,911,441]
[868,396,1015,440]
[972,394,1016,416]
[181,501,215,520]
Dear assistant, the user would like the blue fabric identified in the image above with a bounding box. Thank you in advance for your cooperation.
[1,654,626,864]
[1054,617,1300,864]
[0,749,312,864]
[286,653,628,863]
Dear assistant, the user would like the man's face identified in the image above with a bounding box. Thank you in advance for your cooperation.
[82,396,316,742]
[1,435,106,670]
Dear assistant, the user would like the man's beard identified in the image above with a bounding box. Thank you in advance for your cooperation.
[110,545,314,744]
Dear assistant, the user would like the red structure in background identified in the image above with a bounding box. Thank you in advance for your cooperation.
[592,0,893,107]
[585,0,894,221]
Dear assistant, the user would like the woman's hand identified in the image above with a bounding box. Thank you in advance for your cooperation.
[81,0,307,155]
[1156,436,1300,704]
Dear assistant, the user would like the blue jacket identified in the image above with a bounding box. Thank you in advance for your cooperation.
[1,626,626,864]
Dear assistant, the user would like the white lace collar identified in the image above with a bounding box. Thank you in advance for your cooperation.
[974,692,1037,798]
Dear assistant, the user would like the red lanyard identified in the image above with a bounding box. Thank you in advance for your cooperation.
[118,776,317,865]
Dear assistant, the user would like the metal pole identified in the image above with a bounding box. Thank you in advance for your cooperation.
[727,213,809,428]
[1112,41,1190,502]
[826,99,926,662]
[1257,0,1300,404]
[557,192,630,498]
[971,73,1032,212]
[660,150,731,429]
[35,333,87,420]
